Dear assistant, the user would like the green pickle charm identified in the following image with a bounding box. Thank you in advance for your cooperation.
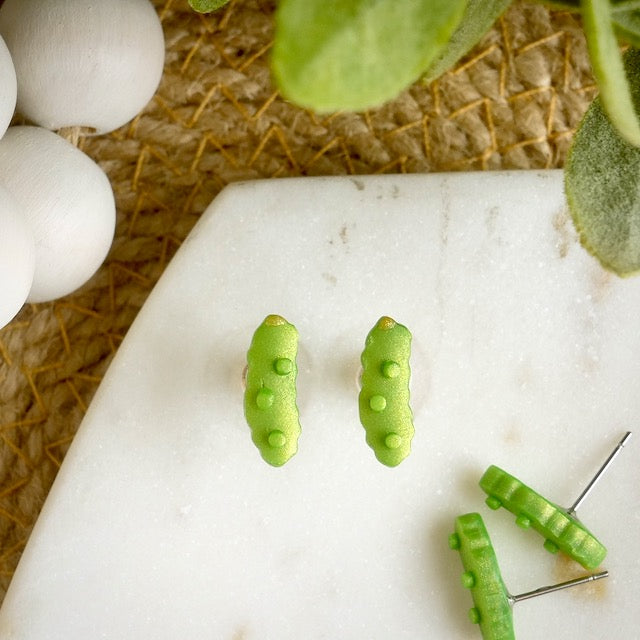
[449,512,608,640]
[479,465,607,570]
[359,316,414,467]
[449,513,515,640]
[479,432,631,570]
[244,315,301,466]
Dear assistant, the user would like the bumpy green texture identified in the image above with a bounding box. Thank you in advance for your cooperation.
[479,466,607,570]
[423,0,512,84]
[565,47,640,276]
[359,316,413,467]
[448,513,514,640]
[271,0,467,112]
[244,315,301,467]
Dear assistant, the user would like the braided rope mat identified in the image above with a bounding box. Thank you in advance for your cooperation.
[0,0,596,602]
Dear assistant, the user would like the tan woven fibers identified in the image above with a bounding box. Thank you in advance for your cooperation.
[0,0,595,602]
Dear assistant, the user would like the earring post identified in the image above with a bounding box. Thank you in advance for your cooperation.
[567,431,632,517]
[509,570,609,605]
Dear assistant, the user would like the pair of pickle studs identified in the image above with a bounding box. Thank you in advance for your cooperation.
[451,431,631,640]
[243,314,414,467]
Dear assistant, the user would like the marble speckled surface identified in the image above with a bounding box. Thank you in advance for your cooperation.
[0,172,639,639]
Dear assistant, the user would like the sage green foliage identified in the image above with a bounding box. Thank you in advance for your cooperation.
[423,0,512,84]
[612,7,640,48]
[359,317,413,467]
[244,315,301,467]
[582,0,640,146]
[449,513,514,640]
[535,0,579,7]
[565,48,640,276]
[271,0,467,112]
[188,0,229,13]
[536,0,640,12]
[183,0,640,277]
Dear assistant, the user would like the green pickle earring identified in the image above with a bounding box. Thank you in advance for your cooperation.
[359,316,414,467]
[449,512,608,640]
[244,314,301,467]
[479,431,631,570]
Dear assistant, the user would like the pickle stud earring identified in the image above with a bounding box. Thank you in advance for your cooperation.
[449,512,608,640]
[243,314,301,467]
[479,431,631,570]
[359,316,414,467]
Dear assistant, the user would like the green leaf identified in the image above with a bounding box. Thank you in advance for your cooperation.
[188,0,230,13]
[537,0,640,13]
[565,48,640,276]
[612,0,640,11]
[538,0,580,8]
[581,0,640,146]
[271,0,468,112]
[613,10,640,47]
[422,0,512,83]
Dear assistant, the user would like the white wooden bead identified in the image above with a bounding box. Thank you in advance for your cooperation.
[0,0,165,135]
[0,35,16,138]
[0,183,34,328]
[0,126,116,303]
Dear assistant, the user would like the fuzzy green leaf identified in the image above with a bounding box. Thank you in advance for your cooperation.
[423,0,512,83]
[582,0,640,146]
[271,0,468,112]
[565,48,640,276]
[543,0,580,8]
[535,0,640,12]
[188,0,230,13]
[613,10,640,47]
[612,0,640,10]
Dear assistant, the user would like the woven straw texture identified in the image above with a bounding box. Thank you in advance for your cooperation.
[0,0,596,602]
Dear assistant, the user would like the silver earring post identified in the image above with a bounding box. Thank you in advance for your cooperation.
[567,431,632,517]
[509,570,608,605]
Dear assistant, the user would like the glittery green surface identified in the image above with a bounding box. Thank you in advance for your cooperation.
[358,316,414,467]
[480,465,607,569]
[449,513,515,640]
[244,315,301,467]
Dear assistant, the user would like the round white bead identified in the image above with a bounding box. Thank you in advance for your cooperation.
[0,126,116,303]
[0,35,16,138]
[0,183,34,328]
[0,0,165,135]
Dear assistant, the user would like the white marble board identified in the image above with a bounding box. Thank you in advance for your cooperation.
[1,171,639,639]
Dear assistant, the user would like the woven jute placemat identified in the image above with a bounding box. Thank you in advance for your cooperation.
[0,0,596,602]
